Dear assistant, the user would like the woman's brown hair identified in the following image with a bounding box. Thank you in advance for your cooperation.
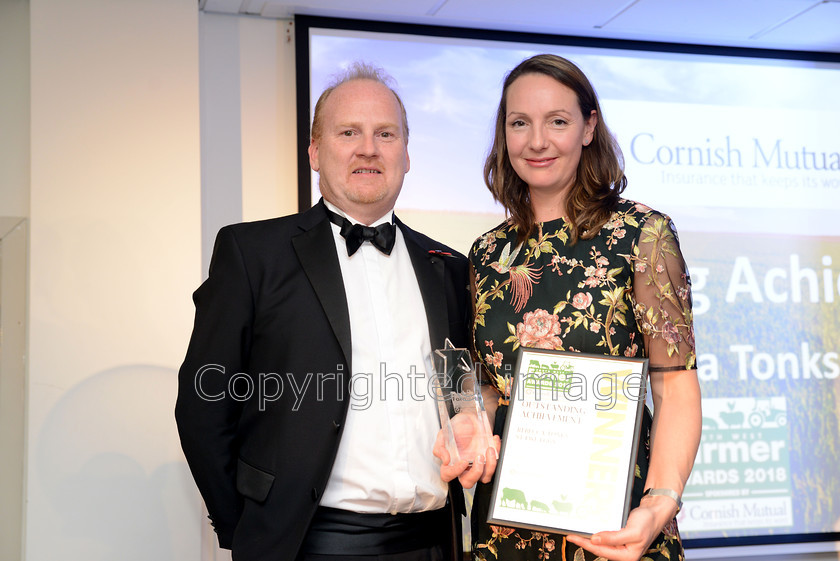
[484,54,627,244]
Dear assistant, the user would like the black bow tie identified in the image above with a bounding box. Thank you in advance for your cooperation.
[325,208,396,256]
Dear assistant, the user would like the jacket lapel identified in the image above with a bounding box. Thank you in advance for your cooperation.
[292,201,353,372]
[398,218,449,351]
[400,220,468,519]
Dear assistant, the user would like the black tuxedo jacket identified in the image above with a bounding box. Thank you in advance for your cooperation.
[175,200,470,561]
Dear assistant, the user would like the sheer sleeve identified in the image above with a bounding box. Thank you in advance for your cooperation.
[631,213,696,371]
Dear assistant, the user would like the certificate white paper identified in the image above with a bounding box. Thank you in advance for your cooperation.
[487,349,648,536]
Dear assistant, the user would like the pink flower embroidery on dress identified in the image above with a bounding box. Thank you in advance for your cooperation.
[486,351,503,368]
[516,309,562,349]
[663,321,682,344]
[571,292,593,310]
[490,525,515,538]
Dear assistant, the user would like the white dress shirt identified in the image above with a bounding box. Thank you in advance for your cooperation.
[319,200,447,514]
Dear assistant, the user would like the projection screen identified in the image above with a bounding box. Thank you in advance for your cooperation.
[295,14,840,551]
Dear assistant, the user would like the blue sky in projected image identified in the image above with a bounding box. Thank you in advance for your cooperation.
[310,31,840,221]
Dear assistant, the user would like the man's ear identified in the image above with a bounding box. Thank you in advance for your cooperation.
[308,140,320,172]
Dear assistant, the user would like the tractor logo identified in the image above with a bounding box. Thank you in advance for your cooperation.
[701,397,787,430]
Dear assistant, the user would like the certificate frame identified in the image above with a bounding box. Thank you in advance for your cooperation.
[487,348,648,537]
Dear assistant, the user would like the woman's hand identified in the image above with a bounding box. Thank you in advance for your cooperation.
[566,495,678,561]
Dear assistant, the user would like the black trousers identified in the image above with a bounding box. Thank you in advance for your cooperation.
[296,545,446,561]
[296,506,451,561]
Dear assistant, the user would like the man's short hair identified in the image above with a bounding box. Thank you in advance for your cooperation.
[309,62,409,144]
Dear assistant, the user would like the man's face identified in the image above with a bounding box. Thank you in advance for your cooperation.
[308,79,410,224]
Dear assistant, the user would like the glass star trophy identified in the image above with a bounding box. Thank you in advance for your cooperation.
[431,339,493,465]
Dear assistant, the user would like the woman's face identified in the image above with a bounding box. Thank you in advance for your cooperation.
[504,73,596,199]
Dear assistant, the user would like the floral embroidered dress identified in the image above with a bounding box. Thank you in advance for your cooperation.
[470,199,695,561]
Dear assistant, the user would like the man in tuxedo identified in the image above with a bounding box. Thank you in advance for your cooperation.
[175,64,493,561]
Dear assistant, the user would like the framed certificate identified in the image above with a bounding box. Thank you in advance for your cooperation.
[487,348,648,536]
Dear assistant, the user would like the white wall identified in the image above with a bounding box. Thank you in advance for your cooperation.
[199,12,298,274]
[0,218,27,561]
[26,0,204,559]
[238,16,298,223]
[0,2,31,559]
[0,0,30,218]
[18,5,299,560]
[0,3,301,559]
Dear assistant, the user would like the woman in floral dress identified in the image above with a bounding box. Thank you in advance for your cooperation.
[462,55,701,561]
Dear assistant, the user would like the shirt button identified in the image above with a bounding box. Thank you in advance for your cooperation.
[332,420,341,432]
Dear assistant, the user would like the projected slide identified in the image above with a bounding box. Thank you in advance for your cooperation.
[306,24,840,544]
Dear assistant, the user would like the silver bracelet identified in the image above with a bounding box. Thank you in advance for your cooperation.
[642,488,683,514]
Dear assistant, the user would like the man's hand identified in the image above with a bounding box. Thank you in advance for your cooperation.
[432,414,500,489]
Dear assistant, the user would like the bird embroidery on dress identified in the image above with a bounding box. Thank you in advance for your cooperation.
[490,242,543,313]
